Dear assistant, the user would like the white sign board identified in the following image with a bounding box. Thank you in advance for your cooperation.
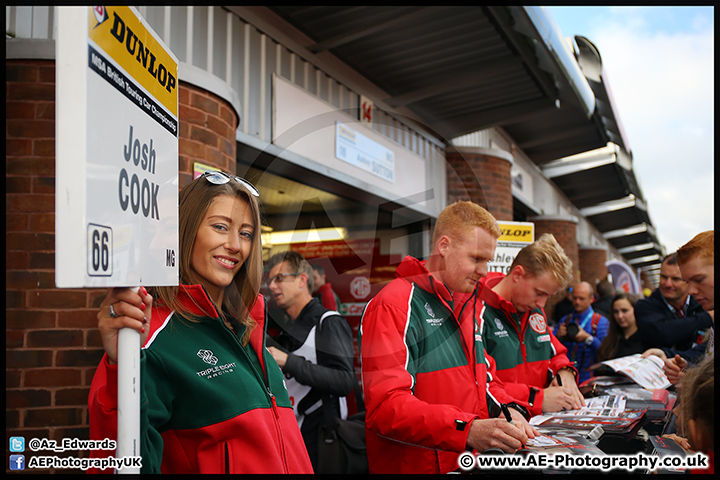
[335,122,395,183]
[56,6,179,287]
[487,221,535,274]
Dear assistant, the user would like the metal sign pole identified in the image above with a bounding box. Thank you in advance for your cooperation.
[116,326,141,474]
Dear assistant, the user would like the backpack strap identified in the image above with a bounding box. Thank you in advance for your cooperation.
[319,310,341,327]
[590,313,601,336]
[316,310,365,413]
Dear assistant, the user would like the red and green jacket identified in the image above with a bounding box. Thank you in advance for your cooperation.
[88,284,313,474]
[358,256,528,474]
[478,273,576,417]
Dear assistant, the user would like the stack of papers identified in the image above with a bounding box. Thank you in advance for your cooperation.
[590,354,671,390]
[526,433,606,456]
[529,395,646,435]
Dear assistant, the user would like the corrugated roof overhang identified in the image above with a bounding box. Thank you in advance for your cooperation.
[541,144,639,209]
[265,6,664,273]
[603,224,664,254]
[267,6,614,163]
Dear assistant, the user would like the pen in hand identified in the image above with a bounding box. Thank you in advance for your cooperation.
[500,403,515,426]
[556,372,563,387]
[501,403,528,450]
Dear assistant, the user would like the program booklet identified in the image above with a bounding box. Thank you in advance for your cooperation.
[530,408,646,435]
[649,436,691,473]
[590,354,671,390]
[526,432,606,456]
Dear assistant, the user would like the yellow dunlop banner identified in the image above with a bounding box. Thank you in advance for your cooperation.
[88,6,177,117]
[497,221,534,244]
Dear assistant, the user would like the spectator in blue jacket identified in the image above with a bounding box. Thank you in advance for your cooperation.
[554,281,609,383]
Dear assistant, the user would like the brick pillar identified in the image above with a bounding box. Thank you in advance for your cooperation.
[528,215,579,320]
[446,146,513,221]
[178,83,238,186]
[579,246,608,289]
[6,59,238,472]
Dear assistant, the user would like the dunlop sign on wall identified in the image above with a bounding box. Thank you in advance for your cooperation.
[487,222,535,274]
[56,6,179,287]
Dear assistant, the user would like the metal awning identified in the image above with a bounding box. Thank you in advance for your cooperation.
[604,224,663,253]
[580,195,651,233]
[267,6,613,163]
[265,6,663,272]
[542,143,664,270]
[542,144,639,209]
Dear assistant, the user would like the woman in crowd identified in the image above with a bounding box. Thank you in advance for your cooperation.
[88,171,313,474]
[596,293,643,362]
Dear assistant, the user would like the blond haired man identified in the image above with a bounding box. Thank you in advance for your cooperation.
[479,234,584,417]
[359,201,536,474]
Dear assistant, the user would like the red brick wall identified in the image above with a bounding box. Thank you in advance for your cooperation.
[446,148,513,221]
[529,216,580,321]
[178,85,238,187]
[6,59,237,472]
[579,247,608,290]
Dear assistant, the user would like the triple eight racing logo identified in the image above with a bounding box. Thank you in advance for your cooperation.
[196,349,237,380]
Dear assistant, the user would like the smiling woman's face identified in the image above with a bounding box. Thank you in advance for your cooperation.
[189,194,254,304]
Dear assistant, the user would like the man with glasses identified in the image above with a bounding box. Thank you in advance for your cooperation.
[264,250,355,470]
[636,253,712,363]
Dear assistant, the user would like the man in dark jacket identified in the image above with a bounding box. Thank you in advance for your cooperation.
[265,251,356,470]
[635,253,712,363]
[592,279,615,320]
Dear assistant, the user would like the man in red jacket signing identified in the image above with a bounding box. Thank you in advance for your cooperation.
[479,234,585,418]
[359,201,536,475]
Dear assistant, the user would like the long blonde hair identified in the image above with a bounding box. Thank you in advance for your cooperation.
[151,175,263,345]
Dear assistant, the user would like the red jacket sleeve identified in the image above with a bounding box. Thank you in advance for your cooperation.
[490,330,577,417]
[484,352,532,417]
[318,284,339,311]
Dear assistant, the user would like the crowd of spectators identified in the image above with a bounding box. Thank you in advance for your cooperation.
[86,185,713,473]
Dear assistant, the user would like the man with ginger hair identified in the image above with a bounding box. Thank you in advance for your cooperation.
[359,201,536,474]
[663,231,714,384]
[479,234,585,417]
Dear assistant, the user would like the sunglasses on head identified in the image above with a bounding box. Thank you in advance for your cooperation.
[202,171,260,197]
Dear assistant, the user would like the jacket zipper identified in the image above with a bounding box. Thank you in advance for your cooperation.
[267,386,290,471]
[228,319,291,472]
[511,311,527,361]
[428,276,477,380]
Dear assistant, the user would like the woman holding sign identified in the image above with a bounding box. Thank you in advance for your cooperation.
[88,172,313,474]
